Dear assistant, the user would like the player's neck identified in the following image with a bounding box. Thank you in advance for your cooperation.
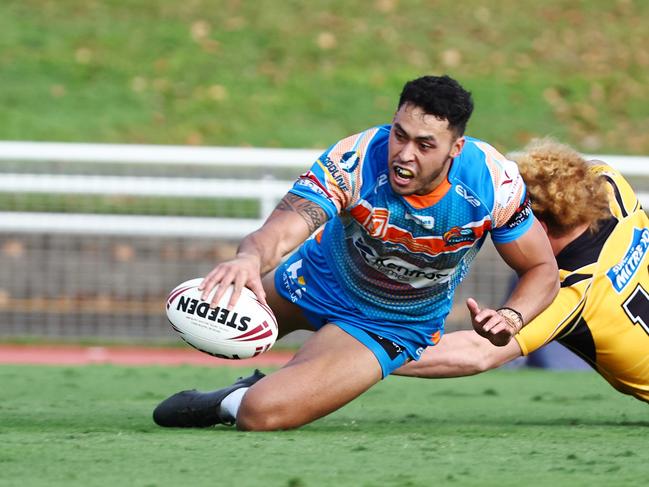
[548,223,591,256]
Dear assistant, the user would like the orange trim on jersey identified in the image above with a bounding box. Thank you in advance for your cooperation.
[350,198,492,253]
[381,222,489,254]
[350,204,372,227]
[431,330,441,345]
[403,178,452,209]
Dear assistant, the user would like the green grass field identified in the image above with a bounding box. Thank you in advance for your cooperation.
[1,364,646,487]
[2,1,649,154]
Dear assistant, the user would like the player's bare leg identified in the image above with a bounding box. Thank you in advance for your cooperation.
[236,323,383,431]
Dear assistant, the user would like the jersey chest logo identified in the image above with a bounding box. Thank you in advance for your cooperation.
[443,226,477,246]
[404,212,435,230]
[352,234,454,288]
[607,227,649,292]
[350,202,390,238]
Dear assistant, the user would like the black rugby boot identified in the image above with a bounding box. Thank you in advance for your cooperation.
[152,369,265,427]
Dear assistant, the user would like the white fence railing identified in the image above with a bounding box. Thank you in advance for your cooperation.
[0,174,292,219]
[0,141,647,238]
[1,140,646,174]
[0,141,320,168]
[0,212,261,238]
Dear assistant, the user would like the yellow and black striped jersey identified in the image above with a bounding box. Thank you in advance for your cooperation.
[515,162,649,403]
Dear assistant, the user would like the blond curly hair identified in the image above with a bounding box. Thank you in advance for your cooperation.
[513,138,611,237]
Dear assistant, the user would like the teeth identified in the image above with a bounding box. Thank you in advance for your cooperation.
[395,166,414,178]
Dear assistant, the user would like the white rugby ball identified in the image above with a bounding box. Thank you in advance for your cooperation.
[166,278,278,359]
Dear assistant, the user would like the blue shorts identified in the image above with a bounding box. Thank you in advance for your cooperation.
[274,243,438,377]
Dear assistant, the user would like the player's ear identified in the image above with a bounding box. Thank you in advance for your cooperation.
[450,136,465,158]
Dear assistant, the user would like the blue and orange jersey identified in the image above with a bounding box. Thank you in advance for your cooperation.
[288,125,533,329]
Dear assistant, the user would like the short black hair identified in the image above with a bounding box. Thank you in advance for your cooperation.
[397,75,474,137]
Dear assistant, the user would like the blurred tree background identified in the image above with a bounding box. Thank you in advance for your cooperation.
[1,0,648,154]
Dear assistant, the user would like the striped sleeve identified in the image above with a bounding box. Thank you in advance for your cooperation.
[289,128,379,216]
[473,141,534,243]
[589,162,641,218]
[515,268,593,355]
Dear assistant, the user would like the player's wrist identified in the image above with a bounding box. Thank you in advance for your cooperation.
[235,251,262,266]
[496,307,524,333]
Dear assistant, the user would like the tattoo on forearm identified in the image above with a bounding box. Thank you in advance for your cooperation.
[276,193,328,233]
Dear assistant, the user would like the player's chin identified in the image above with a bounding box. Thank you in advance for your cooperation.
[388,176,417,196]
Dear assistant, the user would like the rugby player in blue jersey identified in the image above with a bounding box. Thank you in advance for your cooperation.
[153,75,559,430]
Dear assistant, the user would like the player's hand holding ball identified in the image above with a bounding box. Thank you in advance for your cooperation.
[199,252,266,309]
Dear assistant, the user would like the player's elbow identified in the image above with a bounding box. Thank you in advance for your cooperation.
[471,347,501,373]
[476,335,524,371]
[550,272,561,301]
[544,261,561,301]
[542,259,560,290]
[462,335,515,373]
[465,329,519,373]
[444,351,496,376]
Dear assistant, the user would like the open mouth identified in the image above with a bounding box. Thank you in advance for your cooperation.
[393,165,415,183]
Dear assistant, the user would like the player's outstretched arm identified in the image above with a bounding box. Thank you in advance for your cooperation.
[478,219,559,346]
[200,193,328,308]
[393,330,523,378]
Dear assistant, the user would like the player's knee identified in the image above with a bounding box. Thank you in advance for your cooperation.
[235,390,295,431]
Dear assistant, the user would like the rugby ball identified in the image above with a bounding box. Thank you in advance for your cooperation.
[166,278,278,359]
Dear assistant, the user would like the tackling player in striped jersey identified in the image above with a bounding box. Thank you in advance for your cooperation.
[396,139,649,404]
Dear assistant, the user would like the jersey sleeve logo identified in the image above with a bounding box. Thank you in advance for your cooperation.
[295,171,333,199]
[495,164,521,207]
[340,151,361,173]
[504,194,532,229]
[320,156,350,192]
